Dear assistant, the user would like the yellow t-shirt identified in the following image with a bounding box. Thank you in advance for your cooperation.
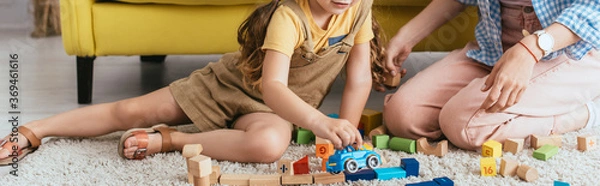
[262,0,374,58]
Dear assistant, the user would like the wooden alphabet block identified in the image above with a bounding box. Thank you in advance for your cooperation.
[313,173,345,184]
[277,159,294,175]
[482,140,502,157]
[503,138,524,154]
[360,109,383,136]
[499,158,519,177]
[182,144,203,159]
[530,135,562,149]
[249,174,281,186]
[220,174,251,186]
[281,174,313,185]
[316,138,334,159]
[188,155,212,177]
[480,157,497,176]
[416,138,448,157]
[517,165,538,182]
[577,135,596,151]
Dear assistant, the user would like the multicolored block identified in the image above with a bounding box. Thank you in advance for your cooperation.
[482,139,502,157]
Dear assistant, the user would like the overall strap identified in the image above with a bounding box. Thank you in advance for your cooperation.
[281,0,316,61]
[338,0,373,54]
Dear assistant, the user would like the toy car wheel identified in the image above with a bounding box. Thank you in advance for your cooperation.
[366,155,380,169]
[344,159,359,173]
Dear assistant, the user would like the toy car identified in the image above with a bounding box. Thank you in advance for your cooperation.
[326,145,381,174]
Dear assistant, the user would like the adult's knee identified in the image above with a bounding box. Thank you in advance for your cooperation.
[439,102,479,150]
[384,94,442,140]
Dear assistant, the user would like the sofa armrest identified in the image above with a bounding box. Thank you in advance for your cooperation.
[60,0,96,56]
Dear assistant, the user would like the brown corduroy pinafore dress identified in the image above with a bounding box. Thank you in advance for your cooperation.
[169,0,372,132]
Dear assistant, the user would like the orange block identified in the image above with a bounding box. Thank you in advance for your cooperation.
[316,143,334,159]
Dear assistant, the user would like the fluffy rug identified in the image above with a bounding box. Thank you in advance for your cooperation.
[0,124,598,185]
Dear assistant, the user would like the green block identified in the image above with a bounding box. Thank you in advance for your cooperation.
[372,134,390,149]
[389,137,416,153]
[295,128,315,144]
[533,144,559,161]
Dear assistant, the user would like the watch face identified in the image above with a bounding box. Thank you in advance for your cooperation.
[538,34,554,50]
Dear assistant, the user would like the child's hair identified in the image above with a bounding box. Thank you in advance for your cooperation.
[237,0,386,89]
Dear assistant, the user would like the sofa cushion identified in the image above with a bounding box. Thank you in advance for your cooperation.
[108,0,431,6]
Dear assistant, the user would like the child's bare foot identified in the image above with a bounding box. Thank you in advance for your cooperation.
[122,133,162,159]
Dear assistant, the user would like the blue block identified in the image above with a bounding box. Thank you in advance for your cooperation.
[327,113,339,118]
[406,181,439,186]
[359,129,365,139]
[373,167,406,180]
[401,158,420,177]
[433,177,454,186]
[344,169,376,182]
[554,180,570,186]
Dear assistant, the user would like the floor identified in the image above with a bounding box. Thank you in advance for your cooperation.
[0,28,446,175]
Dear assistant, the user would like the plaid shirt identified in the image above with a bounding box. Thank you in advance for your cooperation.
[456,0,600,66]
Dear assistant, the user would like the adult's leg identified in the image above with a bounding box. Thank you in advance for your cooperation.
[0,86,190,159]
[384,42,491,140]
[125,112,292,163]
[440,51,600,150]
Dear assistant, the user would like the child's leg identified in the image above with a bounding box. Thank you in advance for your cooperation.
[0,87,190,159]
[125,112,292,163]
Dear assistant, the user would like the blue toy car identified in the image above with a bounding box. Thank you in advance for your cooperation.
[326,145,381,174]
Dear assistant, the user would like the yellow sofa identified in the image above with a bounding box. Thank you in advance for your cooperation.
[60,0,477,103]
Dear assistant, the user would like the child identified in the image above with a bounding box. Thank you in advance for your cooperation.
[382,0,600,150]
[0,0,386,164]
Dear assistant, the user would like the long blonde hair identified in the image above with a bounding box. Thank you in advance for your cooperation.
[237,0,386,89]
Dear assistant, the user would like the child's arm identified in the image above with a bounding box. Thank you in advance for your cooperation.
[261,50,362,149]
[339,42,372,128]
[385,0,467,76]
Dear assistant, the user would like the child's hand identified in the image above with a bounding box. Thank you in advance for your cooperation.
[311,117,363,149]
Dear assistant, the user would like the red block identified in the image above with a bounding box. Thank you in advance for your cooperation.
[293,156,310,175]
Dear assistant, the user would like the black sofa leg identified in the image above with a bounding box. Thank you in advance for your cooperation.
[140,55,167,63]
[76,56,95,104]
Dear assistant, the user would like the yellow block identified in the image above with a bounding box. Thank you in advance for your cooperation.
[482,140,502,157]
[480,157,497,176]
[360,109,382,136]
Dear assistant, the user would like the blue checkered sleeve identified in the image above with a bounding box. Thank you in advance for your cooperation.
[552,0,600,60]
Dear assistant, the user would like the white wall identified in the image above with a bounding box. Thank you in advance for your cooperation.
[0,0,33,30]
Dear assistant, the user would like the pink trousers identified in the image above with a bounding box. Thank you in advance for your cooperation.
[383,42,600,150]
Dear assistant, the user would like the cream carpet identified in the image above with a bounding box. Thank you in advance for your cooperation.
[0,124,597,185]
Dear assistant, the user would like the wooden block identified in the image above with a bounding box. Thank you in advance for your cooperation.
[503,138,524,154]
[577,135,596,151]
[209,166,221,185]
[187,172,194,184]
[249,174,281,186]
[220,174,251,186]
[401,158,420,177]
[321,158,328,171]
[372,134,390,149]
[277,159,294,175]
[316,143,334,159]
[295,128,315,144]
[433,176,454,186]
[368,125,388,139]
[188,155,212,177]
[344,169,376,182]
[416,138,448,157]
[389,137,416,153]
[480,157,497,176]
[383,72,401,88]
[517,165,539,182]
[281,174,313,185]
[182,144,203,159]
[316,136,331,144]
[482,140,503,157]
[530,134,562,149]
[293,155,310,175]
[194,176,210,186]
[499,158,519,177]
[313,173,345,184]
[374,167,406,180]
[360,109,383,136]
[533,144,559,161]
